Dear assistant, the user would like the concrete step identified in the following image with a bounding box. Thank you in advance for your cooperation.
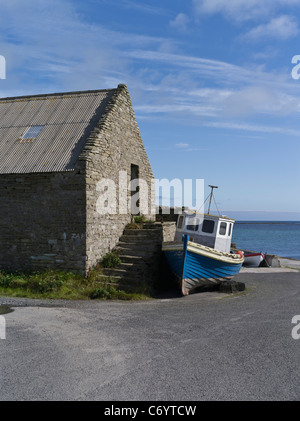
[119,235,161,244]
[123,228,162,236]
[102,267,142,278]
[115,242,160,252]
[114,248,156,258]
[95,274,123,283]
[141,223,162,230]
[118,262,147,273]
[94,275,145,288]
[119,255,145,264]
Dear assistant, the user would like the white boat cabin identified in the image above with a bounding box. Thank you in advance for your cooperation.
[175,212,235,253]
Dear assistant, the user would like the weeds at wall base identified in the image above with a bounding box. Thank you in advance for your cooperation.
[0,266,152,301]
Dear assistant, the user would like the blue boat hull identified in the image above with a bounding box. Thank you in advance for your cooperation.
[162,236,243,295]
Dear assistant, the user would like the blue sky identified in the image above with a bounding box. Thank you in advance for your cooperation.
[1,0,300,220]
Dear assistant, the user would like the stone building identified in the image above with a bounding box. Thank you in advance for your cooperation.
[0,84,155,274]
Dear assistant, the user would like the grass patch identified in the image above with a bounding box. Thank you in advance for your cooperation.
[127,222,143,230]
[0,267,152,301]
[127,219,155,230]
[100,251,122,268]
[0,305,13,315]
[133,215,154,224]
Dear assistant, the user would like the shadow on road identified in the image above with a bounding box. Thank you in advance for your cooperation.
[154,284,221,299]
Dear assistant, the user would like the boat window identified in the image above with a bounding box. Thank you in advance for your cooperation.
[187,224,199,231]
[219,222,227,235]
[202,219,215,234]
[228,223,232,237]
[177,215,184,229]
[186,218,200,232]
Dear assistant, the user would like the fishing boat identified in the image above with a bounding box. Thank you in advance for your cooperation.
[243,252,265,267]
[162,186,244,295]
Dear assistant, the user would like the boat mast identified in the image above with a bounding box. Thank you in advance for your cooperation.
[207,185,218,214]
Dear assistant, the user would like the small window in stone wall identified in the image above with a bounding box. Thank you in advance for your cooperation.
[18,125,45,143]
[130,164,140,215]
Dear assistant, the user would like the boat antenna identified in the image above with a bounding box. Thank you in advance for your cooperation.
[207,185,218,214]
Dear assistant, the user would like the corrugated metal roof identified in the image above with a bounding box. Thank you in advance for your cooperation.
[0,89,116,174]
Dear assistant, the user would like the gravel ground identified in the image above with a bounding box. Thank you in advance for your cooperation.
[0,296,74,308]
[0,271,300,401]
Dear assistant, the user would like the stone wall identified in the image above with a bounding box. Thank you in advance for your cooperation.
[0,171,86,273]
[79,84,155,272]
[161,222,176,242]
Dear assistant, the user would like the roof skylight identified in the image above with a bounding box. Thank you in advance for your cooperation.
[19,125,44,143]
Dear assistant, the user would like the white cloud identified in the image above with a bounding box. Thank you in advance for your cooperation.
[170,13,190,31]
[204,121,300,137]
[124,49,292,90]
[125,49,250,83]
[245,15,299,40]
[117,0,171,16]
[0,0,174,94]
[222,86,300,117]
[125,48,300,126]
[175,143,190,148]
[193,0,300,21]
[174,143,207,152]
[135,103,218,118]
[2,0,300,138]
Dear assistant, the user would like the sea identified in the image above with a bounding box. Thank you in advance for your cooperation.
[232,221,300,260]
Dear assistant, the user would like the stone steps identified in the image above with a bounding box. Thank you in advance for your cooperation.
[103,223,163,288]
[123,228,162,236]
[115,243,160,255]
[119,235,161,245]
[96,274,145,288]
[117,255,145,264]
[103,266,142,278]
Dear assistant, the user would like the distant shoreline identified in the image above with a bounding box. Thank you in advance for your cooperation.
[235,221,300,224]
[233,221,300,261]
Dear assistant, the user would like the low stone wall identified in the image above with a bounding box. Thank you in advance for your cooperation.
[162,222,176,242]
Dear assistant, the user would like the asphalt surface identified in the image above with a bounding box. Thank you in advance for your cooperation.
[0,271,300,401]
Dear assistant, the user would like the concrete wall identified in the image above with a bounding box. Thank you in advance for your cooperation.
[0,171,86,273]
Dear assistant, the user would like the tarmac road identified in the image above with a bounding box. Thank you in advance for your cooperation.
[0,272,300,401]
